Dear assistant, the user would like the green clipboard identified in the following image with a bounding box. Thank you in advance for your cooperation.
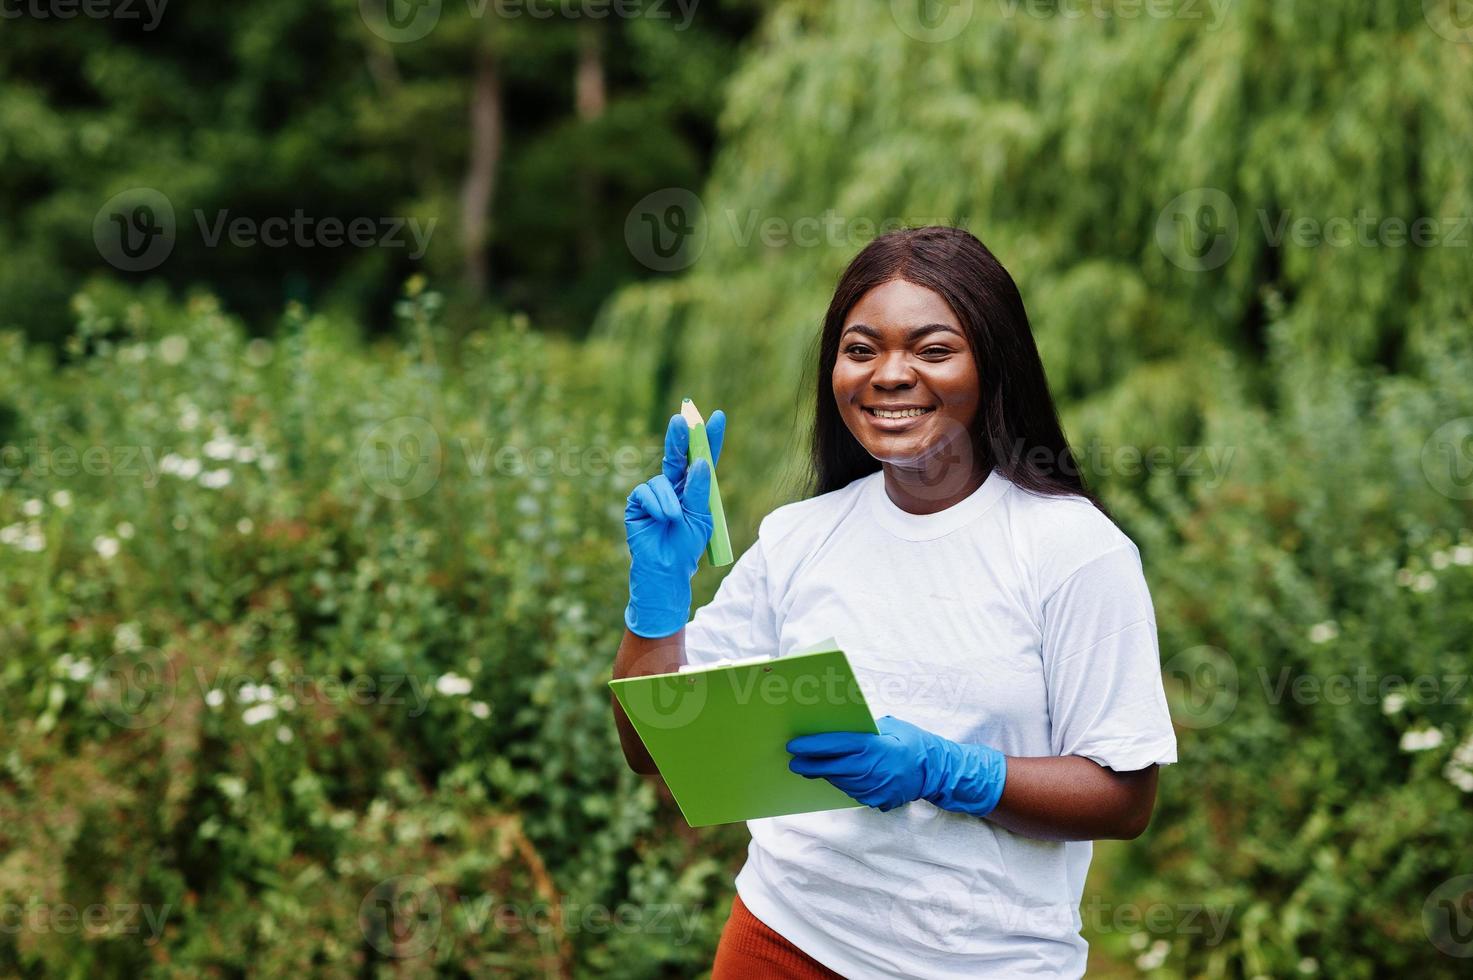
[608,638,878,828]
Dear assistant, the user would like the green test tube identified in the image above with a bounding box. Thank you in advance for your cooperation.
[681,397,733,566]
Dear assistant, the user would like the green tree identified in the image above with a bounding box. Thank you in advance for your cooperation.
[0,1,760,340]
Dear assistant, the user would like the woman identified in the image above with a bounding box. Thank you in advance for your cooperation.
[612,226,1177,978]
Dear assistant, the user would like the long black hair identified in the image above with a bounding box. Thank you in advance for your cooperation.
[806,226,1103,512]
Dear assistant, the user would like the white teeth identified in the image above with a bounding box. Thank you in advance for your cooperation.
[869,407,932,419]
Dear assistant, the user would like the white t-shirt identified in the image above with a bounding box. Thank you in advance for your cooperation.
[683,467,1178,979]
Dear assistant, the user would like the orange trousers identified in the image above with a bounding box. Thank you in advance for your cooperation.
[711,892,846,979]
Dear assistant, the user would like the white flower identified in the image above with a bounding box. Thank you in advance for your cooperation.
[205,689,225,708]
[1412,572,1437,593]
[65,658,93,682]
[435,672,473,696]
[114,622,143,653]
[242,703,278,726]
[1135,938,1169,971]
[1307,621,1339,644]
[257,684,276,702]
[1400,727,1445,752]
[1446,734,1473,791]
[50,490,72,508]
[235,446,258,464]
[178,403,201,431]
[275,726,293,744]
[239,682,259,704]
[1452,733,1473,766]
[1298,957,1318,974]
[1454,545,1473,566]
[1381,692,1406,715]
[174,457,202,480]
[1431,550,1450,570]
[159,334,189,364]
[259,453,279,471]
[116,521,135,539]
[470,700,491,719]
[199,468,232,489]
[5,521,48,552]
[93,535,120,560]
[203,433,238,460]
[236,517,255,534]
[22,499,42,517]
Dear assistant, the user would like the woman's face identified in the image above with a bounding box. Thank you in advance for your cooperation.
[831,278,981,469]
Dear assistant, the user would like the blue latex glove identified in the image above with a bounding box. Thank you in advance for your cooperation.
[787,715,1007,816]
[623,409,726,638]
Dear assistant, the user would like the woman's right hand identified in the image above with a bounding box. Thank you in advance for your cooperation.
[622,409,727,638]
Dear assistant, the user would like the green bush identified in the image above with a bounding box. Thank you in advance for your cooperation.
[0,283,739,977]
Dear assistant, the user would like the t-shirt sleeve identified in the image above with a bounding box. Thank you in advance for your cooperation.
[683,534,780,667]
[1040,544,1178,771]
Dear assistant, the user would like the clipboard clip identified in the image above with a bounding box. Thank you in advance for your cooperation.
[677,653,775,674]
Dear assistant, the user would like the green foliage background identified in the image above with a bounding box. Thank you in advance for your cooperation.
[2,0,1472,977]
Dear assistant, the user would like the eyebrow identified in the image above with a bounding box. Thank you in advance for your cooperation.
[841,323,964,342]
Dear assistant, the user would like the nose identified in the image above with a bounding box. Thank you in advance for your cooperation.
[870,349,917,390]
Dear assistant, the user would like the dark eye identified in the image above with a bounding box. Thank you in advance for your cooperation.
[921,346,952,356]
[843,343,873,356]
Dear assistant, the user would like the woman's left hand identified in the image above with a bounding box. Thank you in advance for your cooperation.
[787,715,1007,816]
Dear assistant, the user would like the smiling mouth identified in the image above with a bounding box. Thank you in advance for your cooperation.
[863,406,936,420]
